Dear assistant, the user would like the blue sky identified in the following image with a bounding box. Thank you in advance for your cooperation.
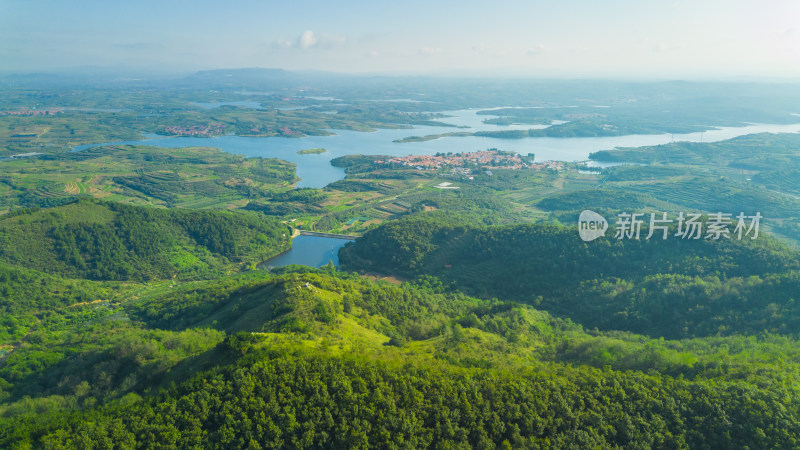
[1,0,799,78]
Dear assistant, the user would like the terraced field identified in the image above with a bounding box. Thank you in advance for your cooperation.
[753,169,800,196]
[624,177,800,218]
[0,144,297,210]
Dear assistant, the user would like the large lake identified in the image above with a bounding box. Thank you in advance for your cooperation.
[75,109,800,188]
[260,235,353,269]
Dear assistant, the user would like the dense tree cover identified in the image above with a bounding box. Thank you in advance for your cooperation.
[5,350,800,449]
[1,323,224,412]
[266,188,327,204]
[126,275,284,332]
[0,303,225,420]
[340,218,800,339]
[329,155,385,173]
[0,262,114,343]
[0,199,291,281]
[568,272,800,338]
[0,262,107,315]
[3,270,800,448]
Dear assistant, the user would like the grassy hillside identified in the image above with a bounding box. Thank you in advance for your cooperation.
[0,199,291,281]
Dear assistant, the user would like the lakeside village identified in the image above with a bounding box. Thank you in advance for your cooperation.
[164,124,226,137]
[374,149,567,178]
[0,109,62,116]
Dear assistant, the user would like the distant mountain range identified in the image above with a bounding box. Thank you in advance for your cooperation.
[0,67,354,89]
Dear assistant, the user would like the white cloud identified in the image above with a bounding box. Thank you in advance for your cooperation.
[299,31,318,49]
[273,31,347,50]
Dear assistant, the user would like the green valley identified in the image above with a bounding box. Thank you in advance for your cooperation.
[2,70,800,448]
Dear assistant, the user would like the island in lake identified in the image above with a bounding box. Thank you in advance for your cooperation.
[297,148,328,155]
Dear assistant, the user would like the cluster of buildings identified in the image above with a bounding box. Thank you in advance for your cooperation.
[530,161,565,170]
[164,124,225,137]
[0,109,62,116]
[279,127,299,136]
[375,150,565,173]
[376,150,529,170]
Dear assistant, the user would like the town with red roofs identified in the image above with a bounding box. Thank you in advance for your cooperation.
[375,149,564,173]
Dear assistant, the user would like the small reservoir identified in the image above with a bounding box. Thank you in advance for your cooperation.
[261,235,354,268]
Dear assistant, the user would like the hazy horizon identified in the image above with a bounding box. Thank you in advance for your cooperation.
[4,66,800,84]
[2,0,799,80]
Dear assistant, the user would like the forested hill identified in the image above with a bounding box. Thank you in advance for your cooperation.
[589,132,800,169]
[4,270,800,448]
[339,217,800,339]
[0,199,291,281]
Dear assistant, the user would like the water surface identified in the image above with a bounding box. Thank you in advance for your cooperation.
[261,235,353,268]
[73,109,800,188]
